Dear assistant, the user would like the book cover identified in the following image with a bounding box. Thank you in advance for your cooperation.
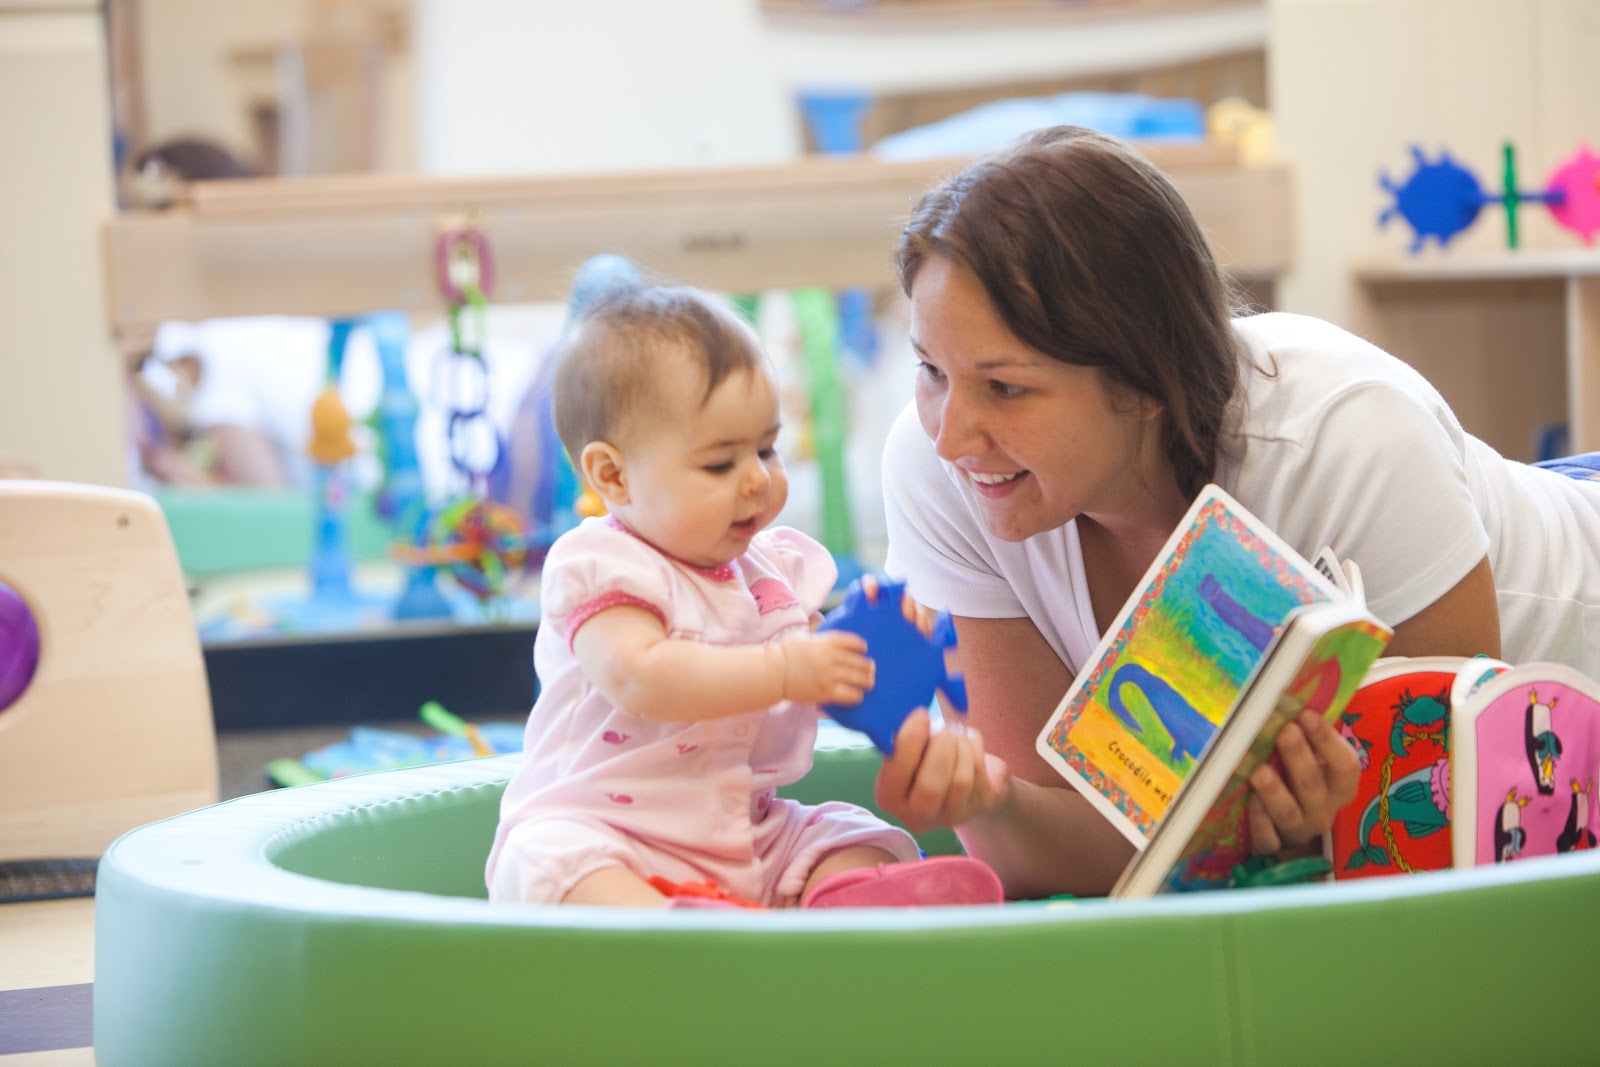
[1035,484,1347,845]
[1115,610,1392,896]
[1326,656,1482,880]
[1451,661,1600,866]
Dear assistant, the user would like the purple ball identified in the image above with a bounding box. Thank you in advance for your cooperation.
[0,577,40,712]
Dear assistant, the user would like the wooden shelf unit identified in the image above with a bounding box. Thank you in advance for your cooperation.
[102,144,1290,335]
[1353,249,1600,459]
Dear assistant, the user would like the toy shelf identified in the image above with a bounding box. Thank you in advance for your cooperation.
[1353,250,1600,459]
[102,145,1290,335]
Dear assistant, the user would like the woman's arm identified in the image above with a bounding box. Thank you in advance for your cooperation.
[571,604,873,723]
[1381,555,1501,659]
[875,613,1134,898]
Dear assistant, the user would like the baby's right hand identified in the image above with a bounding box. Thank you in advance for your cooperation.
[781,630,874,706]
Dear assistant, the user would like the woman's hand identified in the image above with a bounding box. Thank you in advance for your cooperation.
[1245,709,1362,855]
[857,574,940,637]
[875,708,1011,834]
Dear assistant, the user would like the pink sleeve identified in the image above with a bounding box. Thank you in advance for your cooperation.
[541,520,673,648]
[753,526,837,614]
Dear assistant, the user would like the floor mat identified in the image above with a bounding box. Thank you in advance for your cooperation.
[0,858,97,904]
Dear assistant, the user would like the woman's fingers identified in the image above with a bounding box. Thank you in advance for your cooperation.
[1303,709,1362,809]
[1247,713,1363,855]
[874,710,1008,834]
[1247,793,1282,855]
[876,708,932,825]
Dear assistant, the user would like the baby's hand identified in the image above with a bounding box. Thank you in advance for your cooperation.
[780,630,874,707]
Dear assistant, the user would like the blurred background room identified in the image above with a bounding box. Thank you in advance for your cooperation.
[3,0,1598,791]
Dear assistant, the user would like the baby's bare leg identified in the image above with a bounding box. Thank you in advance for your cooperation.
[563,865,670,907]
[799,845,900,901]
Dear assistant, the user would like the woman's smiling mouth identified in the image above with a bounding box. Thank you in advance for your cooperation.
[966,469,1026,496]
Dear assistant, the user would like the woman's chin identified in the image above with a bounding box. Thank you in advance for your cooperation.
[979,511,1040,544]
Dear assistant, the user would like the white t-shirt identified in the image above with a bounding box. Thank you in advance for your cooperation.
[883,312,1600,678]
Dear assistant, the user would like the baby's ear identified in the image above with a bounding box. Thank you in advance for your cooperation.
[580,441,629,507]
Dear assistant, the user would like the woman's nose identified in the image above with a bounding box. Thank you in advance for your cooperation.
[931,391,982,461]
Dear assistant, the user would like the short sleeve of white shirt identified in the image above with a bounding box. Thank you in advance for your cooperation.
[1221,314,1490,628]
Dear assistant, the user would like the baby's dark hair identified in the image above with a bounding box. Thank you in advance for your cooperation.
[552,285,766,462]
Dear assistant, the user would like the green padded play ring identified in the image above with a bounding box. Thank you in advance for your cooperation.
[95,730,1600,1065]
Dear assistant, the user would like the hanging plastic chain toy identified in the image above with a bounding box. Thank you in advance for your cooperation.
[410,219,533,607]
[435,222,500,497]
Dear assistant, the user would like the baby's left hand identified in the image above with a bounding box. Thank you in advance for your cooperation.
[1245,710,1361,855]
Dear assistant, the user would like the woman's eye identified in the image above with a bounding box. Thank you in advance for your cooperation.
[917,361,946,382]
[990,380,1024,398]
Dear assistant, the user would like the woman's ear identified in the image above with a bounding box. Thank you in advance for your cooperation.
[580,441,629,507]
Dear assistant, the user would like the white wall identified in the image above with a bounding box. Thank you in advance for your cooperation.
[1270,0,1600,325]
[412,0,1268,176]
[0,3,125,487]
[414,0,802,175]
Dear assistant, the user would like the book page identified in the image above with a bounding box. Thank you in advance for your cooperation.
[1036,485,1346,845]
[1452,662,1600,867]
[1119,610,1392,896]
[1311,546,1348,595]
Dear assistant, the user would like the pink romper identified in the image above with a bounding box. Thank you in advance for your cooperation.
[485,516,918,906]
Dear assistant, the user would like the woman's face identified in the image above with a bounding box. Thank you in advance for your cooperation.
[908,254,1162,542]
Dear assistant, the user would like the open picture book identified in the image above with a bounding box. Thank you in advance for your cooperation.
[1451,660,1600,867]
[1033,484,1393,898]
[1326,654,1508,881]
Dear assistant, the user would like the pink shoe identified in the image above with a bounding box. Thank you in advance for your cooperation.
[800,855,1003,909]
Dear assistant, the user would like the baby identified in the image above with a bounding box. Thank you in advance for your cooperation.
[485,284,999,908]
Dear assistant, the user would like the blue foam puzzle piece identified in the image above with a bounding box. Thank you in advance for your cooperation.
[815,579,965,755]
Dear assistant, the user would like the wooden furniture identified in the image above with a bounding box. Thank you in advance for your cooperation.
[0,481,218,862]
[101,143,1291,335]
[1354,250,1600,460]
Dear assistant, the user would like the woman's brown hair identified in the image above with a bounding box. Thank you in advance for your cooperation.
[894,125,1243,499]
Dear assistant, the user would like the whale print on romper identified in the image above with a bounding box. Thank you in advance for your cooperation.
[749,577,799,615]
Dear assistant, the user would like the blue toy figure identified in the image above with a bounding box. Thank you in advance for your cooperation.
[366,310,454,621]
[816,579,967,754]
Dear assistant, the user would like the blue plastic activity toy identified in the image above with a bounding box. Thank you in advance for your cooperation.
[264,701,524,787]
[816,579,966,754]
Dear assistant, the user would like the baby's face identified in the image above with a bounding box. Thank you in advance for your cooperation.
[612,354,788,569]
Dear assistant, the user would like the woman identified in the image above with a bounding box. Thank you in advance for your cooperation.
[871,125,1600,898]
